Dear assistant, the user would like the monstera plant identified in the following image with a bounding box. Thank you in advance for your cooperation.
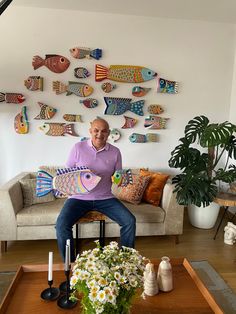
[169,115,236,208]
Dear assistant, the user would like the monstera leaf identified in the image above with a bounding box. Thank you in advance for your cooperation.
[185,115,209,144]
[200,122,236,147]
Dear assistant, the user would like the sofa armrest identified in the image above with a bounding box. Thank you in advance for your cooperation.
[161,181,184,235]
[0,172,30,240]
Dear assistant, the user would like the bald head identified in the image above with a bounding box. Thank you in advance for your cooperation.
[89,118,110,150]
[90,118,110,130]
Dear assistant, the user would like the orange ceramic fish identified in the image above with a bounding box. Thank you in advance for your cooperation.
[32,55,70,73]
[14,106,29,134]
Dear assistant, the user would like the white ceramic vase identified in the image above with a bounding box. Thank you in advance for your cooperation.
[157,256,173,292]
[188,202,220,229]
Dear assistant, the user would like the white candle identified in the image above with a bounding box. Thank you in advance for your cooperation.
[66,239,71,265]
[65,244,70,271]
[48,251,53,281]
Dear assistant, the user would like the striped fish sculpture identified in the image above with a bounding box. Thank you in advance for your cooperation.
[144,116,169,129]
[34,102,57,120]
[104,97,144,116]
[0,92,25,104]
[157,77,179,94]
[36,167,101,197]
[112,169,133,187]
[122,116,137,129]
[129,133,158,143]
[53,81,93,97]
[24,76,43,91]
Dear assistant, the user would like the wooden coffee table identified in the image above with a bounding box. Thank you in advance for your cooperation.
[0,258,223,314]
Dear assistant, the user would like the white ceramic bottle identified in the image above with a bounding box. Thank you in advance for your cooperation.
[157,256,173,292]
[143,262,159,296]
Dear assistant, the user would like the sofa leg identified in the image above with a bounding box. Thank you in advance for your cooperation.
[174,235,179,244]
[1,241,7,253]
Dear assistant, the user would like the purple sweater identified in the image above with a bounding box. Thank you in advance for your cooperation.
[66,139,122,200]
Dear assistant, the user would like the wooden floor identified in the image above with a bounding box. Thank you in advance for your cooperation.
[0,209,236,293]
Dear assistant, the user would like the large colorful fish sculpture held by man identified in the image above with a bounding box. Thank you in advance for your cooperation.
[70,47,102,60]
[157,77,179,94]
[0,92,25,104]
[144,115,169,129]
[36,166,101,197]
[52,81,93,97]
[95,64,157,83]
[129,133,158,143]
[112,169,133,187]
[14,106,29,134]
[104,97,144,116]
[32,54,70,73]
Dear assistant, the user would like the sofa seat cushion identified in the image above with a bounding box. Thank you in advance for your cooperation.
[17,199,65,226]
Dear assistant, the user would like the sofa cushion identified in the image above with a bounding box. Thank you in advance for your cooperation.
[20,178,55,207]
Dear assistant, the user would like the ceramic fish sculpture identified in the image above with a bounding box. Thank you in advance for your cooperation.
[148,105,164,115]
[36,166,101,197]
[112,169,133,187]
[70,47,102,60]
[0,92,25,104]
[32,55,70,73]
[39,122,79,136]
[132,86,151,97]
[144,115,169,129]
[129,133,158,143]
[109,128,121,142]
[122,116,137,129]
[104,97,144,116]
[95,64,157,83]
[63,114,82,122]
[74,67,91,79]
[34,102,57,120]
[52,81,93,97]
[79,98,98,108]
[101,82,116,93]
[157,77,179,94]
[24,76,43,91]
[14,106,29,134]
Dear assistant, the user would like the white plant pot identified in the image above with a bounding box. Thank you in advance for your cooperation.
[188,202,220,229]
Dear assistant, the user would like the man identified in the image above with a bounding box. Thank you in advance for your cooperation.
[56,118,136,262]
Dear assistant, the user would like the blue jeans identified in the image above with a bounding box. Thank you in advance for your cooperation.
[56,198,136,262]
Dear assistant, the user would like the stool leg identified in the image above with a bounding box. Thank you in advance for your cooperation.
[99,220,105,247]
[75,224,79,256]
[213,206,228,240]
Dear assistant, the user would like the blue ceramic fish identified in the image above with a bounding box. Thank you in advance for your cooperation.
[157,77,179,94]
[129,133,158,143]
[104,97,144,116]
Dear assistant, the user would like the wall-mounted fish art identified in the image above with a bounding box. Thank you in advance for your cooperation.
[122,116,137,129]
[63,114,82,122]
[0,92,25,104]
[24,76,43,91]
[101,82,116,93]
[32,55,70,73]
[132,86,151,97]
[74,67,90,79]
[95,64,157,83]
[148,105,164,115]
[79,98,98,108]
[157,77,179,94]
[80,137,89,142]
[14,106,29,134]
[52,81,93,97]
[70,47,102,60]
[34,102,57,120]
[38,123,79,137]
[129,133,158,143]
[104,97,144,116]
[109,128,121,142]
[144,115,169,129]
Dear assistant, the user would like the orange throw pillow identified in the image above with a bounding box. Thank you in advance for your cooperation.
[140,169,169,206]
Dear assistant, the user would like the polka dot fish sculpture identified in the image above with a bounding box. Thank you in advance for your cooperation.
[104,97,144,116]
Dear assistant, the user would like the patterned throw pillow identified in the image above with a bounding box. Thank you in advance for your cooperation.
[20,178,55,207]
[112,174,151,205]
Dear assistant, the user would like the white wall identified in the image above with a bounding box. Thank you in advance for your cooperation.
[0,6,235,184]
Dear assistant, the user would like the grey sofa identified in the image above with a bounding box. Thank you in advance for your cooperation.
[0,170,184,253]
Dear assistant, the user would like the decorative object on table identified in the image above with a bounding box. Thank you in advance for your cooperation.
[14,106,29,134]
[79,98,98,108]
[52,81,93,97]
[32,54,70,73]
[129,133,158,143]
[224,222,236,245]
[143,262,159,296]
[70,47,102,60]
[168,115,236,229]
[70,240,145,314]
[104,97,144,116]
[38,122,79,137]
[101,82,116,93]
[148,104,164,115]
[157,256,173,292]
[157,77,179,94]
[74,67,91,79]
[132,86,151,97]
[0,92,25,104]
[112,169,133,187]
[122,116,137,129]
[109,128,121,142]
[34,102,57,120]
[63,114,82,122]
[24,76,43,91]
[95,64,157,83]
[36,166,101,197]
[144,115,169,129]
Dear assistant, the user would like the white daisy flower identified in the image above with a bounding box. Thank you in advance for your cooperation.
[97,289,106,303]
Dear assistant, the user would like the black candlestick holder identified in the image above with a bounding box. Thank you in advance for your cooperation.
[41,280,60,301]
[57,269,77,309]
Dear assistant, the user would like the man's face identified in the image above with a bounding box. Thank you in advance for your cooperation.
[89,120,110,150]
